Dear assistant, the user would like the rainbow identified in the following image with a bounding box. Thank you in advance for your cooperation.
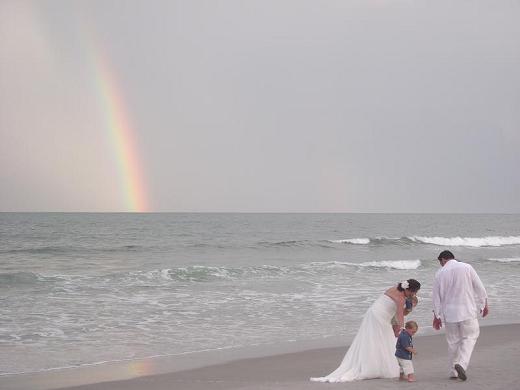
[90,43,149,212]
[126,360,155,376]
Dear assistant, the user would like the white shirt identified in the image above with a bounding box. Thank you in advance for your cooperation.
[432,259,488,323]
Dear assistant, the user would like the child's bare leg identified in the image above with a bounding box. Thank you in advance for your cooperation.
[398,366,406,381]
[407,373,416,382]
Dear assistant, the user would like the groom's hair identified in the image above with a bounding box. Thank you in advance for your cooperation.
[438,250,455,260]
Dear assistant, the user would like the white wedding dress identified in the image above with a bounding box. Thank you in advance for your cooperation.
[311,294,400,382]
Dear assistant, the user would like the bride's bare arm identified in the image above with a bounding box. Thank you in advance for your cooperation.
[385,287,405,334]
[395,299,405,330]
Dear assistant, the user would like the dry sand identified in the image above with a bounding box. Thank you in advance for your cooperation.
[2,323,519,390]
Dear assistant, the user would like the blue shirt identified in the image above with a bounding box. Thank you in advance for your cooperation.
[395,329,413,360]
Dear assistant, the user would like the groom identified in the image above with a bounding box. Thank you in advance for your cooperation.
[432,250,488,381]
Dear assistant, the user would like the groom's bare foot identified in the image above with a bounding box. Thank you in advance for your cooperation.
[407,374,416,382]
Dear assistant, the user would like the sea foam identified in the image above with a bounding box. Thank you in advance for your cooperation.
[410,235,520,247]
[330,235,520,247]
[329,238,370,244]
[310,260,421,270]
[488,257,520,263]
[350,260,421,270]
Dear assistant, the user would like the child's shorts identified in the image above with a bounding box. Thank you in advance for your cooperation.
[397,357,414,375]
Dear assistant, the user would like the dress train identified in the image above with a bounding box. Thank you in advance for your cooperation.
[311,294,400,382]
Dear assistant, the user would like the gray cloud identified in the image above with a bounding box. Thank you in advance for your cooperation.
[1,0,519,212]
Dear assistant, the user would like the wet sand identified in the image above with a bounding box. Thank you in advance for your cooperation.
[2,323,519,390]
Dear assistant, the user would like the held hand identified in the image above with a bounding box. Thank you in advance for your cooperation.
[482,305,489,318]
[432,317,442,330]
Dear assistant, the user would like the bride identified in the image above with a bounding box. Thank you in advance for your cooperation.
[311,279,421,382]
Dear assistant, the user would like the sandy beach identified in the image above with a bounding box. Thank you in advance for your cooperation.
[2,323,518,390]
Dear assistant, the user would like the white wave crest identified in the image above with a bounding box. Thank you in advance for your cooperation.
[329,238,370,245]
[353,260,421,270]
[311,260,421,270]
[410,236,520,247]
[141,266,234,281]
[488,257,520,263]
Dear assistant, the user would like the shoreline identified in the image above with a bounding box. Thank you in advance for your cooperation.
[1,322,519,390]
[3,316,517,378]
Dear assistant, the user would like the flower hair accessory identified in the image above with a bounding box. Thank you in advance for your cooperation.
[401,280,409,289]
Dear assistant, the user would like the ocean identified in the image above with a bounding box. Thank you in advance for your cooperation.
[1,213,519,375]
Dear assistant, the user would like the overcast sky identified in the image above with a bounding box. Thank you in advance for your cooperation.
[1,0,519,212]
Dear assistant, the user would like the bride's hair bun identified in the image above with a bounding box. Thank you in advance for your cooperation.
[397,279,421,292]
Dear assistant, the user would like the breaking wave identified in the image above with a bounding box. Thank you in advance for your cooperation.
[410,236,520,247]
[1,259,423,288]
[329,238,370,245]
[307,260,421,270]
[487,257,520,263]
[329,235,520,248]
[329,237,416,246]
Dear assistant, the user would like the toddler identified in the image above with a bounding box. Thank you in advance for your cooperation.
[395,320,418,382]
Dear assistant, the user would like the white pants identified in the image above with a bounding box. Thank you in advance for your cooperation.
[445,318,480,375]
[397,358,414,375]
